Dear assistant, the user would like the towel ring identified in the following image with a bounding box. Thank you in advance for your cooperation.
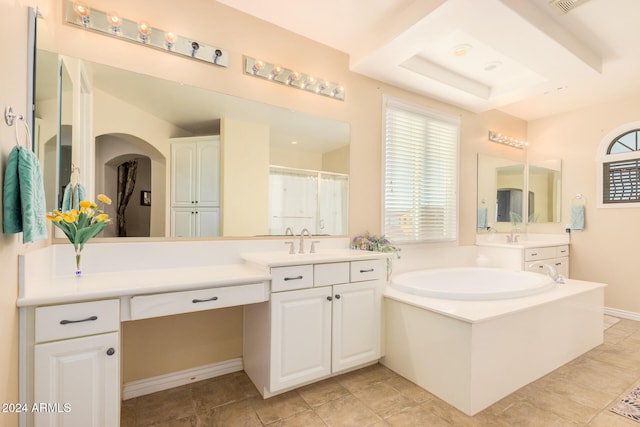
[4,106,32,150]
[573,193,586,206]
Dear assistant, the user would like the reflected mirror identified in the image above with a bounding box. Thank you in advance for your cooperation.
[477,154,525,231]
[34,49,350,238]
[477,154,562,231]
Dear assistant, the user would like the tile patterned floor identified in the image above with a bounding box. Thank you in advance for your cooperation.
[122,318,640,426]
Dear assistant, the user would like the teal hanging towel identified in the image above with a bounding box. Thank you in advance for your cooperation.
[2,146,48,242]
[570,205,585,231]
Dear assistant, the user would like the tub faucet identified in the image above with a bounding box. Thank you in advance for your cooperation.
[298,228,312,254]
[531,262,565,284]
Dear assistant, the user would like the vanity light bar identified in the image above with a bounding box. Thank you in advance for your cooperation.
[488,131,528,149]
[64,1,228,67]
[244,56,345,101]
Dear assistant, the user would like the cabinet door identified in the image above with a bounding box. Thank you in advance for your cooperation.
[332,280,382,373]
[34,332,120,427]
[270,287,332,392]
[196,140,220,206]
[171,143,196,206]
[171,207,196,237]
[195,207,220,237]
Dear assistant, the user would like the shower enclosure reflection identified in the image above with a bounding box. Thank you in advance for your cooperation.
[269,167,348,235]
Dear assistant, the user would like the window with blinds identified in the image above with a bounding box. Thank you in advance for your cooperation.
[603,130,640,204]
[382,97,459,243]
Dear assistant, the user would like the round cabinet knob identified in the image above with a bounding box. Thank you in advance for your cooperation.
[106,347,116,356]
[335,294,341,299]
[326,296,333,301]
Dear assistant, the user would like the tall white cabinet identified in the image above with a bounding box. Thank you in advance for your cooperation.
[243,258,385,397]
[170,136,220,237]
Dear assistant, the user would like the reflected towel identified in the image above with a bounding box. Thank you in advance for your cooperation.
[477,207,488,228]
[2,146,48,242]
[61,183,87,212]
[570,205,585,230]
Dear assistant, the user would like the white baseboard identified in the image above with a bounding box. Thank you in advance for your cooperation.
[122,357,243,400]
[605,307,640,322]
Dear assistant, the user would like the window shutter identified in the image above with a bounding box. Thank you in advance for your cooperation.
[383,97,459,243]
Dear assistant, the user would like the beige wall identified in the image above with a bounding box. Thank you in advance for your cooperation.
[1,4,32,426]
[7,0,529,387]
[528,94,640,312]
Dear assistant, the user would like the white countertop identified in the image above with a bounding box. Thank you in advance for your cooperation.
[17,263,271,307]
[240,249,391,268]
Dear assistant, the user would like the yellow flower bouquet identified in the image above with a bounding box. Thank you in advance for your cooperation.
[46,194,112,276]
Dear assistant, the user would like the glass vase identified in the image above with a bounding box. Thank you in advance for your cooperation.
[75,247,82,277]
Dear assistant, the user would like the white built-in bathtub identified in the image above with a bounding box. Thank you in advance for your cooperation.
[382,267,606,416]
[390,267,556,300]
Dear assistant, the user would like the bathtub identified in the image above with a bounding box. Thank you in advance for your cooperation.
[390,267,556,300]
[382,267,606,416]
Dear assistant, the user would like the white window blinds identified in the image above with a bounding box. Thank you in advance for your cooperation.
[383,97,459,243]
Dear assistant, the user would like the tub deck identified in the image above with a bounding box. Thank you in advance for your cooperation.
[381,278,605,415]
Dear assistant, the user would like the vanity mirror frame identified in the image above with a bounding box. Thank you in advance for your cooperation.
[32,11,351,241]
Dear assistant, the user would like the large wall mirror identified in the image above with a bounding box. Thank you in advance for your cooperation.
[34,45,350,239]
[477,154,561,232]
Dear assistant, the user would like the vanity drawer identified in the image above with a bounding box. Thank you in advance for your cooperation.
[130,282,267,320]
[314,262,349,287]
[524,247,556,261]
[35,299,120,343]
[350,259,386,282]
[271,265,314,292]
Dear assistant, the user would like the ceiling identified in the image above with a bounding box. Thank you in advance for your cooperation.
[216,0,640,121]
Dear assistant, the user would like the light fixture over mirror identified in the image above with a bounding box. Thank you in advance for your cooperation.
[244,56,346,101]
[64,1,228,67]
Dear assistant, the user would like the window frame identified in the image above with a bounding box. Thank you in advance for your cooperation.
[381,95,460,244]
[597,121,640,208]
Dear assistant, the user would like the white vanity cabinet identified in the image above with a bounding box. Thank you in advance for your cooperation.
[170,136,220,237]
[33,299,120,427]
[244,258,385,397]
[524,245,569,278]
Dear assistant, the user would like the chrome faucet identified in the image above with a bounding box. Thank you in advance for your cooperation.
[284,227,294,236]
[530,261,565,283]
[506,227,520,243]
[298,228,311,254]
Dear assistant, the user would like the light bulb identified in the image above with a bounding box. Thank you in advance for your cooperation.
[269,66,282,80]
[107,12,121,33]
[165,32,176,49]
[72,1,90,26]
[138,21,151,43]
[286,71,300,85]
[252,60,264,74]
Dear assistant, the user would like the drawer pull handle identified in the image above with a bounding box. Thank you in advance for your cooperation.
[360,268,374,273]
[335,294,341,300]
[326,296,333,301]
[59,316,98,325]
[192,296,219,303]
[106,347,116,356]
[555,262,562,266]
[531,253,538,256]
[284,275,303,281]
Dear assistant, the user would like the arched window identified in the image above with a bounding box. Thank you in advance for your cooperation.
[601,129,640,204]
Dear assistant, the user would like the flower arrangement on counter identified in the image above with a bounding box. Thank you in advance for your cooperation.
[352,231,401,258]
[46,194,112,276]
